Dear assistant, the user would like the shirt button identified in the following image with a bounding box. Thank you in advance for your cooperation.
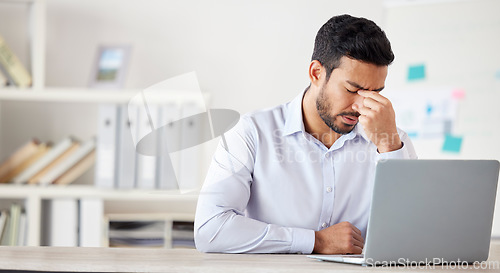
[321,222,327,228]
[326,186,332,193]
[324,153,330,158]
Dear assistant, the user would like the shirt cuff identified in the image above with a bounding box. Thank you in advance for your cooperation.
[290,228,315,254]
[376,141,410,161]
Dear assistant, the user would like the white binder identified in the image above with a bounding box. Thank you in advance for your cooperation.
[79,198,104,247]
[46,199,78,247]
[135,104,160,189]
[94,104,120,188]
[178,103,204,192]
[156,104,181,190]
[116,104,138,189]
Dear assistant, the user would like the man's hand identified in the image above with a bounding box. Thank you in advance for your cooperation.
[352,90,402,153]
[313,221,364,254]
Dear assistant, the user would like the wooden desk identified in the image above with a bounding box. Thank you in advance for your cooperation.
[1,241,499,272]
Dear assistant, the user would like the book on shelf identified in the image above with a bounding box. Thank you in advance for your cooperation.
[53,149,96,185]
[17,212,27,246]
[0,136,95,185]
[29,141,80,184]
[12,136,79,184]
[0,68,12,87]
[0,203,24,246]
[0,210,8,244]
[172,221,195,249]
[38,138,96,185]
[108,220,165,248]
[7,203,21,246]
[0,212,9,246]
[0,34,32,88]
[0,60,16,88]
[0,139,40,183]
[3,142,51,183]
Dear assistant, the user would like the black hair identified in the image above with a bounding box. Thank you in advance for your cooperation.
[312,14,394,81]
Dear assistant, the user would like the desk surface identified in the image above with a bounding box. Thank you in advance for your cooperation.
[1,241,499,272]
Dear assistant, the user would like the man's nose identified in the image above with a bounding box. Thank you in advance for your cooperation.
[352,93,364,110]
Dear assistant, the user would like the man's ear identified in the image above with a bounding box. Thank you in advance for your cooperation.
[309,60,324,87]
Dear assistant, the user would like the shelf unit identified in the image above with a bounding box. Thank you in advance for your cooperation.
[0,87,207,247]
[0,0,45,89]
[0,185,198,246]
[0,88,207,103]
[0,0,205,247]
[104,212,195,248]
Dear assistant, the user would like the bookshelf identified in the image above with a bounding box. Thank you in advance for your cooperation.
[0,0,45,89]
[0,87,209,104]
[0,0,204,247]
[0,185,198,246]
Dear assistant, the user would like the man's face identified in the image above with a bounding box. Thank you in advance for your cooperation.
[316,56,388,135]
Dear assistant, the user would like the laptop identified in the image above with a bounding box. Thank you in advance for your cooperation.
[308,159,500,266]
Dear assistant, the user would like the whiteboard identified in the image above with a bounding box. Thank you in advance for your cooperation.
[383,0,500,235]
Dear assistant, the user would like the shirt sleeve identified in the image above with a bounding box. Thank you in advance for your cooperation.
[194,116,315,254]
[376,129,418,161]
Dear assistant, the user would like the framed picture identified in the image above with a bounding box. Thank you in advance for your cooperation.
[90,45,131,88]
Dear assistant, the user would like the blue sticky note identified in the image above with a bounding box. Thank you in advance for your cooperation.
[495,69,500,80]
[442,134,463,153]
[426,104,433,115]
[407,132,418,139]
[408,64,426,81]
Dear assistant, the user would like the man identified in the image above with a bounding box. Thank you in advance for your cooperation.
[194,14,417,255]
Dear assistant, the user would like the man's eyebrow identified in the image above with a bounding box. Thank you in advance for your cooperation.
[346,80,385,92]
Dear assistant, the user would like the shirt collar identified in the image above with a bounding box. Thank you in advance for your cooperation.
[282,88,307,136]
[282,88,370,143]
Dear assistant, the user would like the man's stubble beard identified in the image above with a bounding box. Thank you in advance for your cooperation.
[316,85,360,135]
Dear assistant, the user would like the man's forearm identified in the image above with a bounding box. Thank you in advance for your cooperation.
[195,208,315,254]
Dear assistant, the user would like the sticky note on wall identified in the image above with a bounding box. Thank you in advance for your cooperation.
[495,69,500,80]
[451,89,465,100]
[407,64,426,81]
[442,134,463,153]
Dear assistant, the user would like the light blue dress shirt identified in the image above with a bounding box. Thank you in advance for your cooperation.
[194,89,417,254]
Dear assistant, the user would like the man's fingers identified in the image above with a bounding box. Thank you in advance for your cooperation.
[352,231,365,245]
[350,224,362,236]
[353,105,374,119]
[357,90,390,105]
[348,224,364,246]
[362,97,383,111]
[353,245,363,254]
[347,245,363,255]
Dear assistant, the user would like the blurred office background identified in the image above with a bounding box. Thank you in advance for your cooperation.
[0,0,499,246]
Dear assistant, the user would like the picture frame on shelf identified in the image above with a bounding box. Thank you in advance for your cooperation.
[89,45,131,89]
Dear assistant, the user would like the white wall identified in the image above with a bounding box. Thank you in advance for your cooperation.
[44,0,385,114]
